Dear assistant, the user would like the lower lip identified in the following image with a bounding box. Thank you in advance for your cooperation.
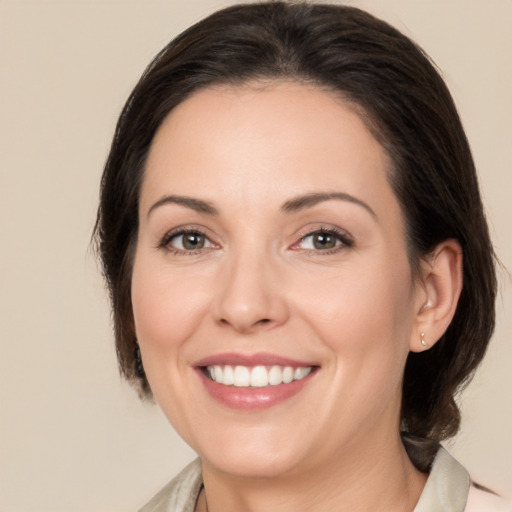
[196,369,316,410]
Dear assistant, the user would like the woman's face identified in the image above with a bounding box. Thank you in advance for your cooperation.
[132,82,424,478]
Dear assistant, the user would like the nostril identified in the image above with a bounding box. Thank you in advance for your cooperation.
[218,316,273,333]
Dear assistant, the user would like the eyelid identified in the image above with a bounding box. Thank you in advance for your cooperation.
[291,225,354,252]
[157,225,219,254]
[156,224,353,255]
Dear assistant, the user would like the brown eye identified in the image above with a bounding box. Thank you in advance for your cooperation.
[182,232,206,250]
[312,232,337,250]
[296,229,353,252]
[165,231,213,251]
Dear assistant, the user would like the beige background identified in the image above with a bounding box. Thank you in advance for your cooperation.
[1,0,511,510]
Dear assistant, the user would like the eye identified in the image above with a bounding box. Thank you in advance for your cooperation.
[301,231,339,250]
[161,229,215,252]
[296,228,353,252]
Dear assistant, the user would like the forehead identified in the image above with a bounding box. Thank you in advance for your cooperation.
[141,81,396,217]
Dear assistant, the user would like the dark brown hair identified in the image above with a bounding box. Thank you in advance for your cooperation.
[95,2,496,446]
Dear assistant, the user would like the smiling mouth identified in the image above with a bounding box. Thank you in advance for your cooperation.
[202,365,316,387]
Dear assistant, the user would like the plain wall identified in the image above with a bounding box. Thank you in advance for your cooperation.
[1,1,511,510]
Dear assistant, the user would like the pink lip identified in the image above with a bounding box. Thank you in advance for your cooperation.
[193,352,314,368]
[193,352,318,410]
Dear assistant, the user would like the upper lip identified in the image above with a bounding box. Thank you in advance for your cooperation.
[193,352,318,368]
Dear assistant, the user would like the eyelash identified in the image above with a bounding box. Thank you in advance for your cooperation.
[158,226,354,256]
[158,228,216,255]
[294,226,354,255]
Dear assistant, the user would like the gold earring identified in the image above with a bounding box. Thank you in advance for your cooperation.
[420,333,428,348]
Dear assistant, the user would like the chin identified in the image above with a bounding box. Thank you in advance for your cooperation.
[203,448,303,479]
[192,425,310,479]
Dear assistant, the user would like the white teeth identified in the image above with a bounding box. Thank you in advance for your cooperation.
[206,364,313,387]
[283,366,294,383]
[294,367,312,380]
[222,365,234,385]
[250,366,269,387]
[233,366,250,387]
[214,365,223,383]
[268,365,283,385]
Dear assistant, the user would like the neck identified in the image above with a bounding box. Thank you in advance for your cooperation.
[197,431,427,512]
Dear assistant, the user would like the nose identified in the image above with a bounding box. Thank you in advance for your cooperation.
[213,251,289,334]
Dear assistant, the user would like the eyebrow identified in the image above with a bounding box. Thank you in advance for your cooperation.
[281,192,377,219]
[147,195,219,218]
[147,191,376,219]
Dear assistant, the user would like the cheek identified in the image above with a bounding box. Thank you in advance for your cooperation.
[131,252,206,358]
[295,256,415,384]
[300,263,413,337]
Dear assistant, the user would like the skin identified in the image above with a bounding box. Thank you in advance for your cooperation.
[131,82,462,511]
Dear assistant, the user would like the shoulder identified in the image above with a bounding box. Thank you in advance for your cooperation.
[406,437,511,512]
[138,458,203,512]
[465,484,512,512]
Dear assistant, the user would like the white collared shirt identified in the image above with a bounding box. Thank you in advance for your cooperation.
[139,449,511,512]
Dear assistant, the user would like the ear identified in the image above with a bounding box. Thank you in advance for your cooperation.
[410,239,463,353]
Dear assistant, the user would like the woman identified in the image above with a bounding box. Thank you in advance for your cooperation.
[95,2,510,510]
